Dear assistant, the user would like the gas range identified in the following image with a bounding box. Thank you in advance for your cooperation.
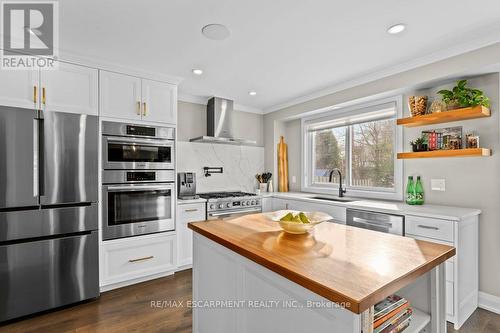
[198,191,262,215]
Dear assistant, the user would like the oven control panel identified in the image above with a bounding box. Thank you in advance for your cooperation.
[126,125,156,137]
[127,172,156,182]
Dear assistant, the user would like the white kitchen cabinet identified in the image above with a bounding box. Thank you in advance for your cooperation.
[100,71,142,121]
[100,70,177,124]
[142,78,177,124]
[100,232,177,291]
[272,198,288,211]
[406,215,478,330]
[41,61,98,115]
[261,197,273,212]
[0,61,97,115]
[177,202,206,269]
[0,69,39,109]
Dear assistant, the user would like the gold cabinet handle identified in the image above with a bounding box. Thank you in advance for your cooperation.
[142,102,147,116]
[33,86,37,104]
[128,255,154,263]
[185,208,199,212]
[42,87,46,105]
[136,101,141,115]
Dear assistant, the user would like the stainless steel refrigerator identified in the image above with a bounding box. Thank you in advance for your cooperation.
[0,106,99,322]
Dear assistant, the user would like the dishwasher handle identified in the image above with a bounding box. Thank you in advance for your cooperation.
[346,209,404,236]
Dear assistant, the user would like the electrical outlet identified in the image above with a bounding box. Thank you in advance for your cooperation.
[292,176,297,184]
[431,179,446,191]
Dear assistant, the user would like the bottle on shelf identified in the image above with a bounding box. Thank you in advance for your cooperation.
[414,176,424,205]
[406,176,415,205]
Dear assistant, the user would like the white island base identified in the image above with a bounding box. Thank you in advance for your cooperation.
[192,233,447,333]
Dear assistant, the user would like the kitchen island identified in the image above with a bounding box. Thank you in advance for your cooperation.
[188,214,455,333]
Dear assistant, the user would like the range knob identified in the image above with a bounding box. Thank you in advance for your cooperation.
[209,204,215,209]
[247,201,251,206]
[226,203,231,208]
[251,200,255,205]
[255,200,260,205]
[218,204,224,209]
[242,202,246,206]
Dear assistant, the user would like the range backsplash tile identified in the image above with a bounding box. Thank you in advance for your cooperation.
[177,142,264,193]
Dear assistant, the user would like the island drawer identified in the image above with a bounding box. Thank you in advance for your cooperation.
[405,216,454,242]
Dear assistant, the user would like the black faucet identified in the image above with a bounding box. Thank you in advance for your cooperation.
[328,168,347,198]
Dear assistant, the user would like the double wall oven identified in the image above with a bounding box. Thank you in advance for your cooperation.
[102,122,175,240]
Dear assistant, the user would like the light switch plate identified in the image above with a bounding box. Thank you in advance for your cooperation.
[431,179,446,191]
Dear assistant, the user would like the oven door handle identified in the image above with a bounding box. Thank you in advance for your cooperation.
[208,208,261,217]
[105,136,174,147]
[107,184,174,192]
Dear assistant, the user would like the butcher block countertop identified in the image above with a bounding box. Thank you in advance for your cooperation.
[188,213,456,314]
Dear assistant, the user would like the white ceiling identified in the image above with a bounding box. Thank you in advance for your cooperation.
[59,0,500,113]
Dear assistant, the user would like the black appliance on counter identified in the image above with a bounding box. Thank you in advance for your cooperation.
[0,107,99,322]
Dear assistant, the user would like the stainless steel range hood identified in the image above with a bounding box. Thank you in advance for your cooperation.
[190,97,256,145]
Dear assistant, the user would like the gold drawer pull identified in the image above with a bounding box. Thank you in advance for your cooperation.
[33,86,37,104]
[136,101,141,115]
[128,255,154,263]
[142,102,147,116]
[185,208,199,212]
[42,87,46,105]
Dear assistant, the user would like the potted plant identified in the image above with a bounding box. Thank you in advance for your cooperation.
[437,79,490,110]
[410,137,427,152]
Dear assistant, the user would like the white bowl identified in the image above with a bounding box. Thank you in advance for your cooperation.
[263,210,333,234]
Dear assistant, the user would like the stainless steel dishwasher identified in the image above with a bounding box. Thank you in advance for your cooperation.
[346,209,404,235]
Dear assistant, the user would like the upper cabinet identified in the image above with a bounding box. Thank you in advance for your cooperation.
[0,61,98,115]
[0,69,39,109]
[41,61,98,115]
[100,71,142,121]
[100,70,177,124]
[142,78,177,124]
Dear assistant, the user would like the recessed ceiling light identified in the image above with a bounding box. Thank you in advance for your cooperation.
[202,24,231,40]
[192,69,203,75]
[387,23,406,35]
[249,91,257,96]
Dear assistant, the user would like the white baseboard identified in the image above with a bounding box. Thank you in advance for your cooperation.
[478,291,500,315]
[100,270,175,292]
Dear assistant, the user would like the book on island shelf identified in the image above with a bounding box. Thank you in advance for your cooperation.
[372,295,412,333]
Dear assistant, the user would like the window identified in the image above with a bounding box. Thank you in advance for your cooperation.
[302,97,403,200]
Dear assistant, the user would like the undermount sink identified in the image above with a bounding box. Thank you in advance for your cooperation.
[312,196,356,203]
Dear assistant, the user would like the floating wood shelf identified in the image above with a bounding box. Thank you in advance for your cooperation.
[397,106,490,127]
[397,148,491,159]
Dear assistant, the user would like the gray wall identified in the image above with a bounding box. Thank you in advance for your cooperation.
[177,100,264,146]
[264,43,500,299]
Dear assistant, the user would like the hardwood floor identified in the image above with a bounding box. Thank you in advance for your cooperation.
[1,269,498,332]
[0,270,192,333]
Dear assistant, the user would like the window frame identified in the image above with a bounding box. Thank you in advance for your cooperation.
[301,96,403,201]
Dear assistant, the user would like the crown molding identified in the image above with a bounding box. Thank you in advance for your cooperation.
[178,92,264,115]
[263,22,500,114]
[57,48,184,85]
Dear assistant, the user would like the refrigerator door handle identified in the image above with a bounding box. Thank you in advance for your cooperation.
[33,119,39,197]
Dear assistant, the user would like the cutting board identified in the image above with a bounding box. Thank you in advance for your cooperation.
[277,136,289,192]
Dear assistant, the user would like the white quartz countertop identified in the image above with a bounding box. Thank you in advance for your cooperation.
[177,197,207,204]
[263,192,481,221]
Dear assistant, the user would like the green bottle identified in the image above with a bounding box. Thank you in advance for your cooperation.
[414,176,424,205]
[406,176,415,205]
